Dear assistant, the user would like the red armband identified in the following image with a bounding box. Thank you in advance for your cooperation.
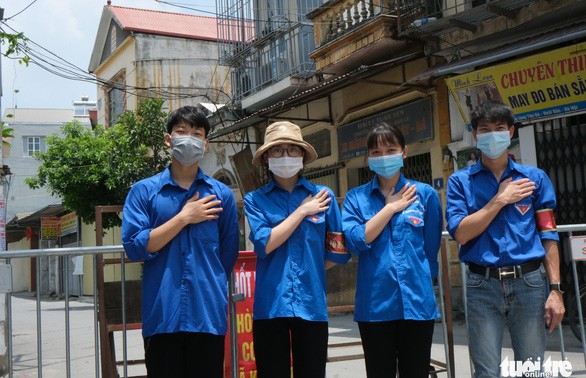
[326,232,348,254]
[535,209,557,233]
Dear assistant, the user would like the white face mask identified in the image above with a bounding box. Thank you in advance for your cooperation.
[171,135,205,166]
[268,157,303,178]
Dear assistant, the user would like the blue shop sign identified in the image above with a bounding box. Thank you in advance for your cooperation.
[337,97,433,161]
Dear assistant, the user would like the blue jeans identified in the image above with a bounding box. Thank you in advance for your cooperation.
[466,267,546,378]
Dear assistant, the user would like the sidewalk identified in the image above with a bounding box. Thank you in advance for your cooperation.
[327,312,586,377]
[6,292,586,377]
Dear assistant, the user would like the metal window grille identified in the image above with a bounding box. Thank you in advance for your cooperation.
[306,167,339,196]
[534,114,586,290]
[534,115,586,225]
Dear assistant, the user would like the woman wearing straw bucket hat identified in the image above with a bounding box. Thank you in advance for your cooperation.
[244,121,351,378]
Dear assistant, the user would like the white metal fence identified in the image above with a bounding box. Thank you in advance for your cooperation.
[1,224,586,377]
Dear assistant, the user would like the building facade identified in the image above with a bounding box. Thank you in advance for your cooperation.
[213,0,586,308]
[3,97,94,294]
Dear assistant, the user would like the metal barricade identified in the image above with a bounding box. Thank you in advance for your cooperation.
[1,245,122,378]
[2,224,585,377]
[455,224,586,376]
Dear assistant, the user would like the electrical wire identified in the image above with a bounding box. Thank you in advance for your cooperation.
[1,21,235,109]
[155,0,217,16]
[4,0,39,21]
[2,0,481,125]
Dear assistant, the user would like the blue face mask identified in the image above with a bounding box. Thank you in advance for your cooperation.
[368,153,403,179]
[476,131,510,159]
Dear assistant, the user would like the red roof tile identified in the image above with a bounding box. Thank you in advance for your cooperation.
[108,5,218,41]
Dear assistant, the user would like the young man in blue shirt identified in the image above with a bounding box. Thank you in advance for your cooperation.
[446,101,565,377]
[122,106,239,377]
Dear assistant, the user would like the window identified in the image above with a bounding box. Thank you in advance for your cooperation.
[110,25,117,52]
[108,84,124,125]
[74,107,91,116]
[213,169,238,188]
[306,168,339,196]
[24,136,44,156]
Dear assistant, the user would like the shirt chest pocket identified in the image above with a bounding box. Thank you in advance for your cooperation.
[401,203,425,236]
[402,199,425,228]
[403,213,425,229]
[266,212,286,228]
[189,220,219,244]
[303,212,326,225]
[509,200,535,234]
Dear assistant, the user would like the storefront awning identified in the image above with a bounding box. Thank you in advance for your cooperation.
[404,22,586,86]
[209,51,424,139]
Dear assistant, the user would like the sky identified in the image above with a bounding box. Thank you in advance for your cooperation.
[0,0,217,115]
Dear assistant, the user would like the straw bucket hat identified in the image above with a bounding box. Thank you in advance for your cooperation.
[252,121,318,166]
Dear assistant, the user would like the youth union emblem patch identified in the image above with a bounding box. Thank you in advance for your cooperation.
[408,216,422,226]
[515,204,531,216]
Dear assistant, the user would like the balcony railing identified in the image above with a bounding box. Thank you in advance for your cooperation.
[309,0,441,48]
[309,0,536,47]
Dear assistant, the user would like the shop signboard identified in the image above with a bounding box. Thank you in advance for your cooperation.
[446,42,586,129]
[337,97,433,161]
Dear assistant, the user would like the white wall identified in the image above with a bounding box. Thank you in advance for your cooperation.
[2,108,80,222]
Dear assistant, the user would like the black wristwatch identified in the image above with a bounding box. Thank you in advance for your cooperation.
[550,283,564,294]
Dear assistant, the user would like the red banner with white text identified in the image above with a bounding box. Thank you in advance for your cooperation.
[225,251,257,378]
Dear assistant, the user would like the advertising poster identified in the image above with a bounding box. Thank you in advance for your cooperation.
[41,216,60,240]
[59,212,78,236]
[447,42,586,129]
[225,251,258,378]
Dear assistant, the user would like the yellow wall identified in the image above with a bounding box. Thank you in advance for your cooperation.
[81,221,142,296]
[7,238,32,292]
[93,37,138,127]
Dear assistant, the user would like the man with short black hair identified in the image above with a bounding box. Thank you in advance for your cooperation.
[122,106,239,377]
[446,100,564,377]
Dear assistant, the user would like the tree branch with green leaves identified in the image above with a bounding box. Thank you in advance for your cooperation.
[25,98,171,229]
[0,30,30,65]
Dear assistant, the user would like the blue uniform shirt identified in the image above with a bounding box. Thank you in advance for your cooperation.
[446,158,558,267]
[244,177,351,322]
[122,166,239,338]
[342,174,442,322]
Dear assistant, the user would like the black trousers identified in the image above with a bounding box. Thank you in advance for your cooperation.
[143,332,225,378]
[253,317,328,378]
[358,319,435,378]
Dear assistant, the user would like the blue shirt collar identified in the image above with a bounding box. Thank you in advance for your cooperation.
[261,176,315,194]
[369,173,407,195]
[469,156,525,178]
[158,165,210,192]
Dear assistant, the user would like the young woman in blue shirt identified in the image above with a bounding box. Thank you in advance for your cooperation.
[244,121,350,378]
[342,122,443,378]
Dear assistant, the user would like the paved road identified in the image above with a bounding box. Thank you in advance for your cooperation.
[6,292,586,377]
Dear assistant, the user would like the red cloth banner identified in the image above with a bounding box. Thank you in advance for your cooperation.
[225,251,257,378]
